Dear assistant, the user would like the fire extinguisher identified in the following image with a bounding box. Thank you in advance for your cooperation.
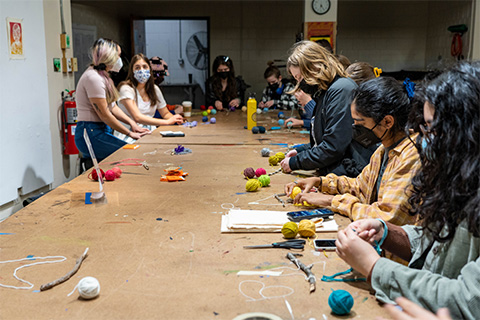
[62,90,79,155]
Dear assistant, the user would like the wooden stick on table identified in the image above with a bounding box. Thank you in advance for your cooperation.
[286,252,316,293]
[40,248,89,291]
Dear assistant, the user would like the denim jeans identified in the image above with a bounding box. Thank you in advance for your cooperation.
[75,121,127,161]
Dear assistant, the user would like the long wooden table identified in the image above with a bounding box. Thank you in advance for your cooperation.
[0,111,383,319]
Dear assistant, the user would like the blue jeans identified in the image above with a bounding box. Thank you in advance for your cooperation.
[75,121,127,161]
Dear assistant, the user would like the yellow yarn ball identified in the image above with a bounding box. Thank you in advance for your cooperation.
[245,179,261,192]
[281,221,299,239]
[298,219,316,238]
[275,152,285,161]
[290,186,302,199]
[269,155,279,166]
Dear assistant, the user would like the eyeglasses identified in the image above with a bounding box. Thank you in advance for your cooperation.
[419,124,434,142]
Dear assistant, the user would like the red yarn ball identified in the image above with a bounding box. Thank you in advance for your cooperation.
[200,105,207,110]
[111,167,122,178]
[89,169,105,181]
[208,106,214,110]
[255,168,267,177]
[105,170,116,181]
[243,167,256,179]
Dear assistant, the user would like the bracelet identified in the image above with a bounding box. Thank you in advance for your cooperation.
[374,218,388,254]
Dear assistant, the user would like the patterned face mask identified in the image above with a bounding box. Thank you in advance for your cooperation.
[134,69,151,83]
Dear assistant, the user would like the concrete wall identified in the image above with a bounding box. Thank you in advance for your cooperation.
[474,0,480,59]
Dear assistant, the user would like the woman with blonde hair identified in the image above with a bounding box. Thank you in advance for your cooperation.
[115,53,184,143]
[281,40,375,177]
[74,38,149,161]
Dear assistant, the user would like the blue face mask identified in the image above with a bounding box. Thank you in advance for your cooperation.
[134,69,151,84]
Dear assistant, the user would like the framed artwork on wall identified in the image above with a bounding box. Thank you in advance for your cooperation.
[6,17,24,59]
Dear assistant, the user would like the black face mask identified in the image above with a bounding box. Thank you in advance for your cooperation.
[352,123,386,148]
[268,83,280,92]
[298,79,318,96]
[152,71,167,85]
[218,71,229,79]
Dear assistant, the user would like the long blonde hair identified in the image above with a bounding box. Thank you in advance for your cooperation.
[287,40,347,92]
[90,38,120,104]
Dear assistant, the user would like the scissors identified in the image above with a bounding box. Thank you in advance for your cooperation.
[243,239,306,250]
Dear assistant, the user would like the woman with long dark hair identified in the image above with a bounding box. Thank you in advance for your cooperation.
[335,62,480,319]
[206,55,245,111]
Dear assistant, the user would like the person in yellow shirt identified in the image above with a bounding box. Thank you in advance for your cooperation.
[285,76,420,226]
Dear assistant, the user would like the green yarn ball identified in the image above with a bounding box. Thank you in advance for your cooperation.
[258,175,270,187]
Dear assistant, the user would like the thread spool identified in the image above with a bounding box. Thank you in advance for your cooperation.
[210,117,216,124]
[245,179,261,192]
[211,109,217,115]
[88,169,105,181]
[255,168,267,177]
[111,167,122,178]
[104,170,116,181]
[258,174,270,187]
[261,148,271,157]
[290,186,302,199]
[243,167,256,179]
[269,155,279,166]
[281,221,298,239]
[298,219,316,238]
[275,152,285,161]
[76,276,100,300]
[328,289,354,315]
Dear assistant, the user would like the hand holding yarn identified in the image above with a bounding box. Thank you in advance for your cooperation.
[347,219,385,245]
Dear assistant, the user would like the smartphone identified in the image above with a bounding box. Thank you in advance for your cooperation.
[286,208,334,222]
[314,239,337,251]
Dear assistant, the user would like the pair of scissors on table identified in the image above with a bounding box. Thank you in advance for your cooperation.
[243,239,306,250]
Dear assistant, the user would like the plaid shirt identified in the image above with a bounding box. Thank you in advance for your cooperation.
[261,81,298,110]
[320,134,420,226]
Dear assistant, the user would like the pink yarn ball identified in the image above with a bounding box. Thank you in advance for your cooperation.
[112,167,122,178]
[255,168,267,177]
[105,170,116,181]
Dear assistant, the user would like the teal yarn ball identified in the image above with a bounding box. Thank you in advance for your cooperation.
[328,290,354,315]
[211,109,217,115]
[278,119,285,126]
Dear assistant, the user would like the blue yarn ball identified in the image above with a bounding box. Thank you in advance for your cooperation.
[278,119,285,126]
[202,116,208,122]
[211,109,217,115]
[278,112,285,119]
[252,126,260,134]
[328,290,354,315]
[258,126,266,133]
[210,117,216,124]
[263,107,269,113]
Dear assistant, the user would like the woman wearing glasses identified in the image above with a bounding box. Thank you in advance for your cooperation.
[335,62,480,319]
[206,55,246,111]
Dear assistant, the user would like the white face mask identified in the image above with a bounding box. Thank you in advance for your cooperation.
[110,57,123,73]
[133,69,151,83]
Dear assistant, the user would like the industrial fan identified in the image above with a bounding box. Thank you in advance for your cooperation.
[186,31,208,70]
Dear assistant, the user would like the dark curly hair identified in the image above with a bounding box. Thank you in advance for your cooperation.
[353,76,411,138]
[407,62,480,241]
[211,55,237,102]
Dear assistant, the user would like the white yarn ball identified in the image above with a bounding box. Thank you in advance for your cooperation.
[77,276,100,299]
[261,148,271,157]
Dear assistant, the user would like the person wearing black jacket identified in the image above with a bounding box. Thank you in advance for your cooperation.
[280,41,376,177]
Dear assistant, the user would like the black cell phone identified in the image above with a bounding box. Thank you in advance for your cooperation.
[314,239,337,251]
[286,208,334,222]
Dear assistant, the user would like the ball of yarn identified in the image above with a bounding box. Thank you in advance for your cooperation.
[258,126,266,134]
[241,106,247,112]
[252,126,260,134]
[191,120,198,127]
[243,167,256,179]
[290,186,302,199]
[255,168,267,177]
[104,170,116,181]
[202,111,208,116]
[282,221,299,239]
[269,155,279,166]
[77,276,100,300]
[263,107,269,113]
[200,105,207,110]
[89,169,105,181]
[328,290,354,315]
[211,109,217,115]
[258,174,270,187]
[278,119,285,126]
[208,106,214,110]
[230,106,236,111]
[278,112,285,119]
[287,121,293,128]
[245,179,261,192]
[202,116,209,122]
[298,219,316,238]
[207,109,211,114]
[256,108,262,114]
[111,167,122,178]
[210,117,216,124]
[261,148,271,157]
[275,152,285,161]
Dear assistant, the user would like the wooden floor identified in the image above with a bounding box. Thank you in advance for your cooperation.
[0,111,384,319]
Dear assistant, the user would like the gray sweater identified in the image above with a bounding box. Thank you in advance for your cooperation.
[371,221,480,319]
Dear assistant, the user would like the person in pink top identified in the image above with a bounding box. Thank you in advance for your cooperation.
[74,38,149,161]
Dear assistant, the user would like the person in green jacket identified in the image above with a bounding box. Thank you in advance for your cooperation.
[334,61,480,319]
